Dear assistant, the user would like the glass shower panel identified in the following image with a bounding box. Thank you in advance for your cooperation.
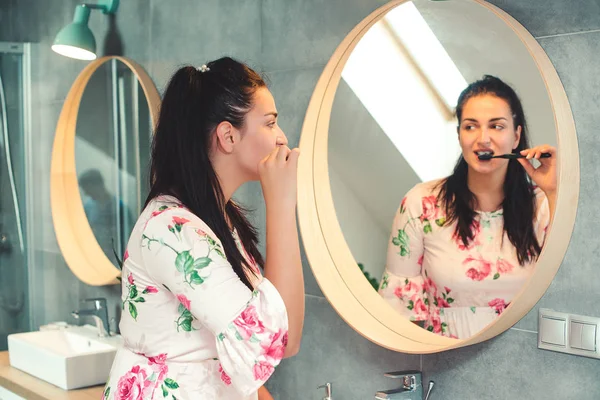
[0,43,30,351]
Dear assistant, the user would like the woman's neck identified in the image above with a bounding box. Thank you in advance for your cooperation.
[211,154,251,231]
[212,155,249,203]
[467,167,506,212]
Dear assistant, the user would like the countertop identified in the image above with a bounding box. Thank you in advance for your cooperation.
[0,351,104,400]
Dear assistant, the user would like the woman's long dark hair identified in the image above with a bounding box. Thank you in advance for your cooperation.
[437,75,541,265]
[145,57,266,290]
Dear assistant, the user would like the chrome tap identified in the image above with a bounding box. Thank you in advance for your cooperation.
[72,297,111,337]
[375,371,434,400]
[318,383,333,400]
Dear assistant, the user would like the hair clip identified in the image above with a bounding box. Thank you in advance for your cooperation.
[197,64,210,73]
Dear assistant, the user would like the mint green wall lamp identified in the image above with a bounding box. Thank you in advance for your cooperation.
[52,0,120,60]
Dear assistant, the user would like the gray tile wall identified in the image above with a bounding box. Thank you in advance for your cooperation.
[1,0,598,398]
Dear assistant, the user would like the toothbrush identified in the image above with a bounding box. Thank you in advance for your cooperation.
[478,152,551,160]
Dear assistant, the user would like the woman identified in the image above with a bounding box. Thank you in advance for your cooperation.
[103,57,304,399]
[379,75,556,339]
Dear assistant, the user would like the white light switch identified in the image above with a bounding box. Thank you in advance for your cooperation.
[581,323,597,351]
[540,316,566,346]
[539,309,600,360]
[570,321,583,349]
[570,321,597,351]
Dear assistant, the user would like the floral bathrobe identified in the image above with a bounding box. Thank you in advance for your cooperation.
[103,195,288,399]
[379,180,549,339]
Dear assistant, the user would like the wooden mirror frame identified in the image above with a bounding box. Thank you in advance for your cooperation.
[51,56,160,286]
[297,0,580,353]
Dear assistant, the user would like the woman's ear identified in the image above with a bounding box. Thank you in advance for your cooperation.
[215,121,236,153]
[513,125,522,150]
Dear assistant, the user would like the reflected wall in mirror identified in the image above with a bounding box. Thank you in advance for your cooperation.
[328,0,559,340]
[51,57,160,285]
[75,60,152,268]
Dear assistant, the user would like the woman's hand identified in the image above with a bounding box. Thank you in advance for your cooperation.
[258,385,275,400]
[518,144,557,197]
[258,145,300,210]
[260,144,305,357]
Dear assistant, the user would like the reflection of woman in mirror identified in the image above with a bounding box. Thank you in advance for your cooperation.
[79,169,135,261]
[379,76,556,339]
[104,58,304,399]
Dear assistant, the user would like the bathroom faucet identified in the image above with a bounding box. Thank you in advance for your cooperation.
[317,382,333,400]
[72,297,111,337]
[375,371,434,400]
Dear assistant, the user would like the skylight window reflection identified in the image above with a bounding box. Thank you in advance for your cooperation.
[341,1,466,181]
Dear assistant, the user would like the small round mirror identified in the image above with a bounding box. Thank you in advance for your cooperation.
[51,56,160,285]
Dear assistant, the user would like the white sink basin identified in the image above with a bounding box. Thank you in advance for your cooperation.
[7,325,122,390]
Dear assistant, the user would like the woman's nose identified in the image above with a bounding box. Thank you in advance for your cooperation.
[277,132,288,146]
[479,128,491,144]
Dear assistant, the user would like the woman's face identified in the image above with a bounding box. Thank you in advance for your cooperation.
[237,87,288,179]
[458,94,521,175]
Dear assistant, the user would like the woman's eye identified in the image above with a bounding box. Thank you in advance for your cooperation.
[493,125,504,130]
[268,121,276,128]
[464,125,476,131]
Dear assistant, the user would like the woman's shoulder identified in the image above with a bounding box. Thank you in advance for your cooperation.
[142,196,218,238]
[144,195,193,219]
[397,179,445,215]
[404,179,445,201]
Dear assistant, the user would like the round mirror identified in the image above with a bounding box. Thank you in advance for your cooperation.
[51,56,160,286]
[298,0,579,352]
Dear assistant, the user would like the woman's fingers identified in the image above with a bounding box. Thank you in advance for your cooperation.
[276,145,291,164]
[521,144,556,160]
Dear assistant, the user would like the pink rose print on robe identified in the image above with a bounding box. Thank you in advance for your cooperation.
[428,314,443,334]
[435,286,453,309]
[145,205,187,228]
[195,228,207,237]
[172,216,189,226]
[233,305,266,340]
[417,255,424,266]
[147,353,167,365]
[488,298,508,315]
[147,353,169,388]
[219,364,232,386]
[399,197,408,213]
[455,220,481,251]
[261,329,288,362]
[395,280,418,299]
[176,294,191,311]
[456,237,479,251]
[463,255,492,281]
[144,286,158,294]
[413,298,428,315]
[436,296,450,308]
[123,250,129,262]
[253,360,275,382]
[168,216,190,235]
[145,206,172,228]
[420,196,439,222]
[423,277,438,294]
[150,206,170,218]
[394,286,403,299]
[496,258,515,274]
[128,273,135,285]
[115,365,152,400]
